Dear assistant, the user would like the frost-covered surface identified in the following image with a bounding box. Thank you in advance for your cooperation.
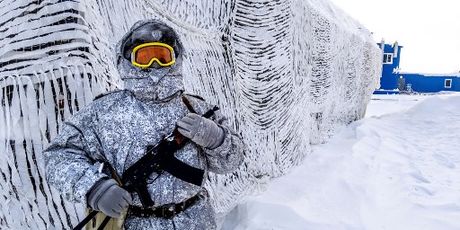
[0,0,380,228]
[226,93,460,230]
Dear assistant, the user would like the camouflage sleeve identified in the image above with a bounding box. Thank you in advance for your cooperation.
[203,111,245,174]
[43,116,109,205]
[182,94,245,174]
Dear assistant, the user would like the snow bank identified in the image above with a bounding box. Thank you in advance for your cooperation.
[229,93,460,230]
[0,0,381,228]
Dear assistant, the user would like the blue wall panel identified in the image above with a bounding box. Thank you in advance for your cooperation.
[403,74,459,93]
[378,43,402,90]
[378,42,460,93]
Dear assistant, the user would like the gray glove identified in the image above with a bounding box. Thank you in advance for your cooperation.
[177,113,225,149]
[87,179,132,218]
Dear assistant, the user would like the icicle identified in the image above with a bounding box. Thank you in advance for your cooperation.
[80,66,95,105]
[43,73,58,139]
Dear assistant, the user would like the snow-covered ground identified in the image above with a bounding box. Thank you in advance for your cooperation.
[224,93,460,230]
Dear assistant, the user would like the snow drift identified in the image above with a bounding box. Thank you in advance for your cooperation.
[228,93,460,230]
[0,0,381,228]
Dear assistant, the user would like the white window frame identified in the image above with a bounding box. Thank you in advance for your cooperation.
[444,79,452,89]
[383,53,393,64]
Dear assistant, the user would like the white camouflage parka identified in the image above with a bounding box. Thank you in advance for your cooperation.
[44,20,244,230]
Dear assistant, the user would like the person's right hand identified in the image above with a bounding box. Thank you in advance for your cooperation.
[87,179,132,218]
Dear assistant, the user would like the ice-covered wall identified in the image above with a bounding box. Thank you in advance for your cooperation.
[0,0,381,229]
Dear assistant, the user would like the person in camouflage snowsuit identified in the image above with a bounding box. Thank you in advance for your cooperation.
[44,19,244,230]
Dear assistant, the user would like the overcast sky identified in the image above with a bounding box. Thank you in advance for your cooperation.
[329,0,460,73]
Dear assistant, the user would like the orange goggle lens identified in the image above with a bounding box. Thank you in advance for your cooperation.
[131,42,175,68]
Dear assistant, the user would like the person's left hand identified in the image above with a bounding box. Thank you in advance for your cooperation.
[177,113,225,149]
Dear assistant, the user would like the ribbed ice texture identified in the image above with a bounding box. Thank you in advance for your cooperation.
[0,0,381,228]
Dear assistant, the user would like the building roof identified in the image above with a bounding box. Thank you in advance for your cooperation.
[398,72,460,77]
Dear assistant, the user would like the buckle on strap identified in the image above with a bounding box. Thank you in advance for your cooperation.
[161,203,176,219]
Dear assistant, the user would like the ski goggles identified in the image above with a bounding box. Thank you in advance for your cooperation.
[131,42,176,69]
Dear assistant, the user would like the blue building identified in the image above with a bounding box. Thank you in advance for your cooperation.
[376,42,460,94]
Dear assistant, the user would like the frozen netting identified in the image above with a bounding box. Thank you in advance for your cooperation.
[0,0,381,228]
